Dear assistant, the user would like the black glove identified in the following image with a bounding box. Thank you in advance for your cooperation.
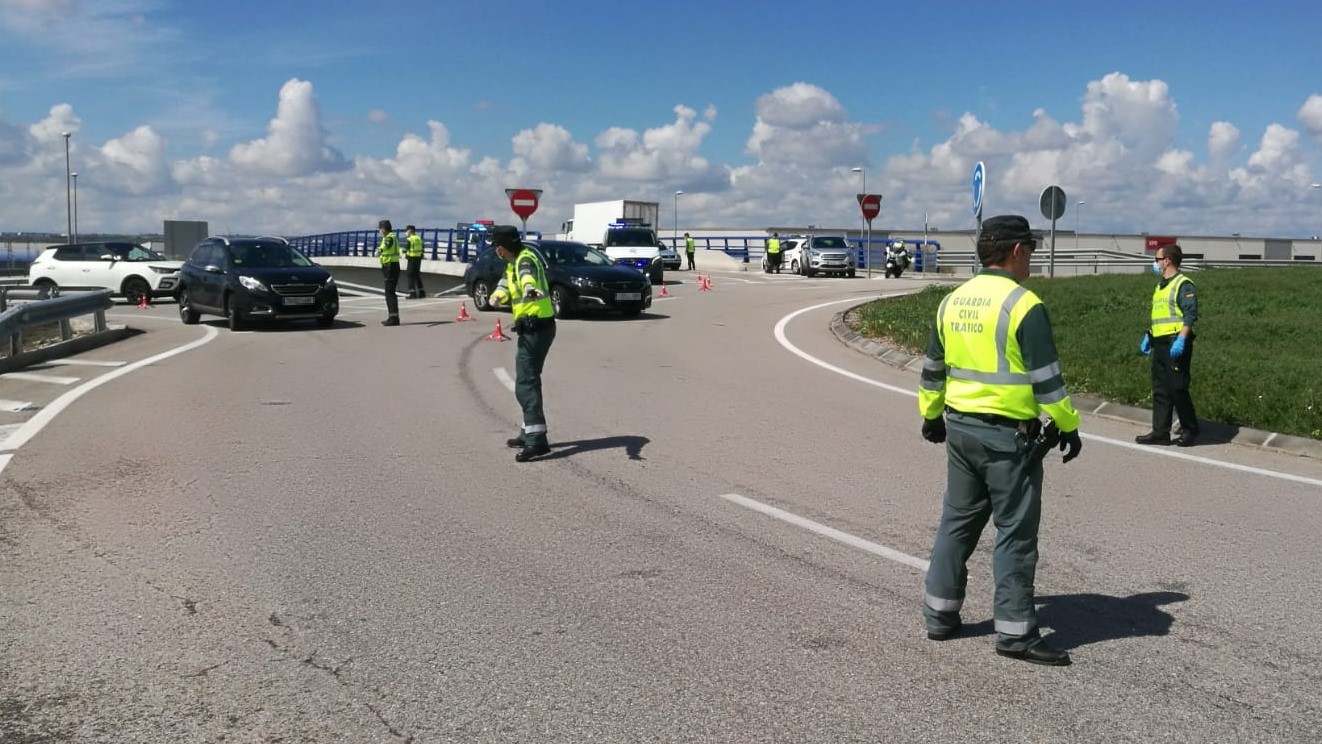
[1058,427,1083,464]
[921,417,946,444]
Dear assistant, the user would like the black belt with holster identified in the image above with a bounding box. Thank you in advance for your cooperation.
[513,316,555,334]
[948,407,1057,461]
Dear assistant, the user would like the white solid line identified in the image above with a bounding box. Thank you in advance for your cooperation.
[719,493,929,571]
[494,367,515,392]
[2,371,81,385]
[0,399,33,412]
[42,359,127,368]
[0,326,219,467]
[774,299,1322,489]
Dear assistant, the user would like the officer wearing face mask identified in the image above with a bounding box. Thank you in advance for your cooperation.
[1136,243,1200,447]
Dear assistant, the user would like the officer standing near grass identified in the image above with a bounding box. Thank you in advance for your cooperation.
[917,214,1083,667]
[404,225,426,299]
[487,226,557,462]
[377,219,401,326]
[1136,243,1200,447]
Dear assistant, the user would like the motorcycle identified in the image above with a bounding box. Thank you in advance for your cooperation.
[884,249,910,278]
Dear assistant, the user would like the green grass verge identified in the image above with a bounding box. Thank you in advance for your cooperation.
[852,268,1322,440]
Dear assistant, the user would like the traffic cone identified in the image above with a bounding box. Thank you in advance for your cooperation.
[138,293,149,308]
[700,275,713,292]
[456,302,475,321]
[485,318,510,342]
[657,283,670,298]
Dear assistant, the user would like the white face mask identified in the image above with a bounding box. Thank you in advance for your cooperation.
[1152,261,1163,276]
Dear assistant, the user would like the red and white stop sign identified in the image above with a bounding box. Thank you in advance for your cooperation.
[857,193,882,222]
[506,188,542,220]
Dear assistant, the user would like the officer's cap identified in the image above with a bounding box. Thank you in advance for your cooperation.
[489,225,522,250]
[980,215,1034,244]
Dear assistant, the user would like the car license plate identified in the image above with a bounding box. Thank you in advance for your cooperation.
[285,296,315,305]
[615,292,642,301]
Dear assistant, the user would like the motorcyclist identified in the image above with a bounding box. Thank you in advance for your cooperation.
[885,240,911,278]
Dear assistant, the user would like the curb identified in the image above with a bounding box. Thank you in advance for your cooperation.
[829,307,1322,462]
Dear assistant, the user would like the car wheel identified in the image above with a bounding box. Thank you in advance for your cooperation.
[847,268,856,278]
[472,280,491,311]
[122,276,151,306]
[650,266,664,286]
[550,285,573,319]
[178,288,200,324]
[790,259,799,274]
[226,295,245,331]
[32,278,58,295]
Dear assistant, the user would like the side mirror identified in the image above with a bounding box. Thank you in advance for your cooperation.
[100,254,117,261]
[204,264,224,274]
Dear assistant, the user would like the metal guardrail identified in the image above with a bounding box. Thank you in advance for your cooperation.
[0,287,113,358]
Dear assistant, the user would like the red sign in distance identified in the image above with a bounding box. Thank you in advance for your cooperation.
[507,189,541,220]
[858,193,882,222]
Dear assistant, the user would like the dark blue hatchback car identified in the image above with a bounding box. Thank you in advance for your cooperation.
[463,240,652,318]
[176,237,339,330]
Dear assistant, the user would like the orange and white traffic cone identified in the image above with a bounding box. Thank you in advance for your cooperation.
[138,293,150,308]
[700,275,712,292]
[485,318,511,342]
[456,302,475,321]
[657,283,670,298]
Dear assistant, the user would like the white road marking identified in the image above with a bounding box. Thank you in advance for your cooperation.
[0,326,220,474]
[2,371,80,385]
[720,493,929,571]
[774,298,1322,489]
[495,367,515,392]
[0,400,34,412]
[0,422,21,446]
[42,359,127,368]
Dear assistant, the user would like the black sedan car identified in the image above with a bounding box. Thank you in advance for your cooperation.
[176,237,339,330]
[464,240,652,318]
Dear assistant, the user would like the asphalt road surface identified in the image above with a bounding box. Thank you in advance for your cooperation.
[2,271,1320,743]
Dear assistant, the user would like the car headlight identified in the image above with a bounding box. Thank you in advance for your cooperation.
[324,276,336,288]
[149,265,178,274]
[239,275,268,293]
[570,276,598,288]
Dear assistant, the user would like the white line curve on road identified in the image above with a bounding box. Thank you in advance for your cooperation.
[495,367,515,392]
[773,298,1322,489]
[0,325,220,476]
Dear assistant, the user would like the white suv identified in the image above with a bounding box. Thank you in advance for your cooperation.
[784,234,856,277]
[28,242,182,304]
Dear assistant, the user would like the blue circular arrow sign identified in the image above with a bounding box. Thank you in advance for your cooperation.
[971,161,985,218]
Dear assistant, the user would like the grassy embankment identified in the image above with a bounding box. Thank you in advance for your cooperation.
[851,268,1322,440]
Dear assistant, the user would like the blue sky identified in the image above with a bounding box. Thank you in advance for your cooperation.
[2,0,1321,239]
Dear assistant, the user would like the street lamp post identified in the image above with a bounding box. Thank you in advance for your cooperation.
[61,132,72,240]
[673,190,683,249]
[71,172,79,243]
[1075,200,1085,251]
[851,166,867,275]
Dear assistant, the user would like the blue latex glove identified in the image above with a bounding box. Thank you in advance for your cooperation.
[1170,335,1186,358]
[1139,334,1151,356]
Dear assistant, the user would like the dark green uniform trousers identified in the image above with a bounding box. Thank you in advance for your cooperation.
[514,320,556,447]
[924,413,1044,651]
[1150,335,1198,436]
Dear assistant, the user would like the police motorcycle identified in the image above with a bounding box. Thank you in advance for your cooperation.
[884,241,911,278]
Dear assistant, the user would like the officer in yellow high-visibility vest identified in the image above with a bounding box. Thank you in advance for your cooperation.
[487,226,557,462]
[916,214,1083,667]
[1136,243,1200,446]
[684,232,696,271]
[404,224,427,299]
[376,219,401,326]
[765,232,782,273]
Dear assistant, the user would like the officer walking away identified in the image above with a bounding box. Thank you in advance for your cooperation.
[487,226,557,462]
[684,232,696,271]
[1136,243,1200,446]
[766,232,782,273]
[377,219,401,326]
[917,214,1083,667]
[404,225,427,299]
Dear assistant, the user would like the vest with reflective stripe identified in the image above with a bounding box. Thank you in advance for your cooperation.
[405,234,424,258]
[685,236,695,253]
[767,238,781,254]
[1150,273,1191,338]
[938,273,1041,420]
[378,233,400,265]
[507,248,555,320]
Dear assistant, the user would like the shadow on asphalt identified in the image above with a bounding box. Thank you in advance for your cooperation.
[953,591,1190,650]
[199,319,364,332]
[537,435,651,462]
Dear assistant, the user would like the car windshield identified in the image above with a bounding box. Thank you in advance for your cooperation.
[604,228,657,247]
[230,242,313,268]
[120,245,166,261]
[547,243,614,267]
[812,237,849,249]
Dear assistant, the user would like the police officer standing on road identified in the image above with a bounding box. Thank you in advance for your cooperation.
[404,225,427,299]
[377,219,401,326]
[766,232,782,273]
[1136,243,1200,447]
[917,214,1083,667]
[487,226,557,462]
[684,232,696,271]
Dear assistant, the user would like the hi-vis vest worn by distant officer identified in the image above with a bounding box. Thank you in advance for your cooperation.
[766,237,781,254]
[1150,274,1192,338]
[406,233,424,259]
[379,233,401,265]
[921,273,1080,430]
[685,235,695,254]
[493,248,555,321]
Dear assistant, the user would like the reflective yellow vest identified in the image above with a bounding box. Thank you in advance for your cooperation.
[405,234,424,259]
[685,236,695,254]
[506,248,555,321]
[767,237,781,254]
[938,273,1044,421]
[1150,274,1192,338]
[378,233,401,265]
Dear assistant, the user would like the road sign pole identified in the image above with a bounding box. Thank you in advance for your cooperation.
[1049,216,1057,278]
[866,219,872,278]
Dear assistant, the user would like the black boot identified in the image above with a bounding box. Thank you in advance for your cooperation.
[506,437,525,449]
[515,443,551,462]
[995,641,1071,666]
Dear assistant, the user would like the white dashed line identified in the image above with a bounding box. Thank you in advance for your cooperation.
[494,367,515,392]
[0,399,34,412]
[2,371,81,385]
